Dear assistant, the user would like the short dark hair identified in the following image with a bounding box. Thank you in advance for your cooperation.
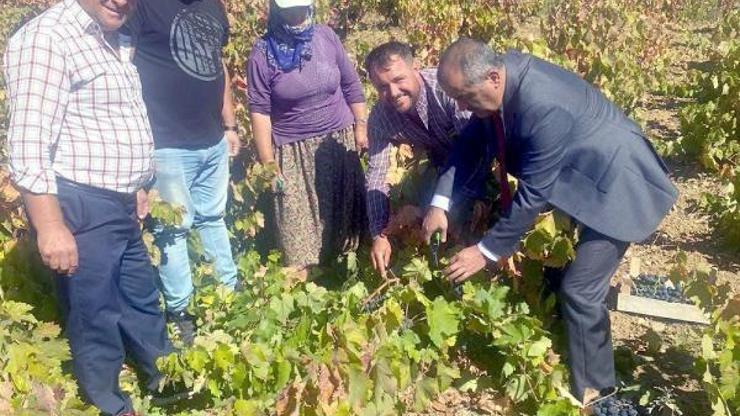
[364,41,414,76]
[438,38,504,87]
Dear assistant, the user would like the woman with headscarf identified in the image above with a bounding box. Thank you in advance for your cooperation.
[247,0,368,277]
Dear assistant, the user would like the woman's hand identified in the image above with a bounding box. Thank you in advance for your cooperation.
[354,123,369,152]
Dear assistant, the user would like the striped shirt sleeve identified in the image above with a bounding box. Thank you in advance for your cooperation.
[365,117,393,237]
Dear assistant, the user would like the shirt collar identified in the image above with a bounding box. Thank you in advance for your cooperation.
[414,71,429,113]
[408,71,431,127]
[65,0,101,34]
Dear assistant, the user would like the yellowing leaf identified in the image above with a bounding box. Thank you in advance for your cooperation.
[527,337,552,358]
[535,212,558,238]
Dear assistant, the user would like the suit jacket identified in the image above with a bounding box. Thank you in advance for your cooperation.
[436,50,678,258]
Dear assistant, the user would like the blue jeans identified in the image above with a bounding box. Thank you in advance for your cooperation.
[153,138,237,312]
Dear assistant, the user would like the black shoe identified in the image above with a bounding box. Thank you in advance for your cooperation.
[145,359,193,407]
[166,310,195,346]
[150,385,193,407]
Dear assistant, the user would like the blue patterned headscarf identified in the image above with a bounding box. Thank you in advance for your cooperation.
[264,2,315,72]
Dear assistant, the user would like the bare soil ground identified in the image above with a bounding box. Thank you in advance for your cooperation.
[607,21,737,415]
[418,20,739,416]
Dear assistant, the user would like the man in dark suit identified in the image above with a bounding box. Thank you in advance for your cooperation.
[422,38,678,404]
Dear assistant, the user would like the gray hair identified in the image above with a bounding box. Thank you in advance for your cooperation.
[438,38,503,87]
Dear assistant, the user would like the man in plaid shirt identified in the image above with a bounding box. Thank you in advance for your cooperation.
[364,42,472,277]
[4,0,170,414]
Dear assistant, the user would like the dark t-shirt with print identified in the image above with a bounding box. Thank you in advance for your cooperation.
[129,0,229,150]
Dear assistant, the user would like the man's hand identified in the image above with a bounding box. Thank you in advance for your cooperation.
[22,193,78,276]
[37,221,78,276]
[370,235,392,279]
[136,189,149,220]
[422,206,448,244]
[444,244,488,284]
[225,130,241,157]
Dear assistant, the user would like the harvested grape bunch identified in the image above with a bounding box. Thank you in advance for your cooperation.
[592,396,641,416]
[631,274,691,304]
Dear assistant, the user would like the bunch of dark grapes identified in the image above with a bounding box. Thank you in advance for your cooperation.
[592,396,640,416]
[452,283,463,299]
[361,292,390,314]
[632,274,690,304]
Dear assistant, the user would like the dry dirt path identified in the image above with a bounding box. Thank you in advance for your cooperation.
[418,20,738,416]
[605,21,737,416]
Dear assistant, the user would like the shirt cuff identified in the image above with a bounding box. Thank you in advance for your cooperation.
[369,222,387,239]
[12,170,57,195]
[430,194,451,211]
[476,242,500,262]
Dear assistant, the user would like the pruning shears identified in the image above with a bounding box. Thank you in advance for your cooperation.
[427,231,462,298]
[274,176,285,195]
[429,230,442,270]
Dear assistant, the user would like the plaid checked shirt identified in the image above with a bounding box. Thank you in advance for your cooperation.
[3,0,154,195]
[366,69,471,237]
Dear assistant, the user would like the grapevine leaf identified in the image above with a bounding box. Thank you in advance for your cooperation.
[425,297,461,348]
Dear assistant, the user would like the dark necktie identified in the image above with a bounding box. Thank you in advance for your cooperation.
[493,112,512,211]
[407,108,426,131]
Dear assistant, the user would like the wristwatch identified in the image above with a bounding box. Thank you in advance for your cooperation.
[224,125,238,132]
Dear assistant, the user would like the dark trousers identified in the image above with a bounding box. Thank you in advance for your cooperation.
[55,179,171,416]
[548,227,629,402]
